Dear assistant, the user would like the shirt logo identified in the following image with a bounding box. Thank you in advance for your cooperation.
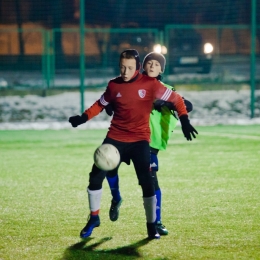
[116,92,122,97]
[138,89,146,98]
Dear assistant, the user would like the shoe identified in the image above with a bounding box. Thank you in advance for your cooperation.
[109,198,123,221]
[80,215,100,239]
[146,222,160,239]
[155,221,168,235]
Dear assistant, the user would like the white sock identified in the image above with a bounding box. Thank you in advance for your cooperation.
[143,195,157,223]
[87,188,102,213]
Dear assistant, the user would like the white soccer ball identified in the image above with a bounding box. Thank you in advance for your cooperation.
[94,144,120,171]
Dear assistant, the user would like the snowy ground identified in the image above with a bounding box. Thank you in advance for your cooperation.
[0,89,260,130]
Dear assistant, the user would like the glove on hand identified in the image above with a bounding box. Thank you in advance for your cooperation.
[154,99,193,113]
[68,113,88,128]
[183,99,193,113]
[105,104,113,116]
[153,100,174,112]
[179,115,198,141]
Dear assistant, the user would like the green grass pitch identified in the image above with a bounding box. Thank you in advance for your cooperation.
[1,125,260,260]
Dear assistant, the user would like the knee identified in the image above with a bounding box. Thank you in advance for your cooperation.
[139,177,154,197]
[88,183,102,190]
[151,171,160,190]
[88,164,106,190]
[153,179,159,190]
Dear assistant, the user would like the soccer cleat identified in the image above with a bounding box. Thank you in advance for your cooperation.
[80,215,100,239]
[155,221,168,235]
[109,198,123,221]
[146,222,160,239]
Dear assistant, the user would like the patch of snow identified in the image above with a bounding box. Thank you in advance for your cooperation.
[0,89,260,130]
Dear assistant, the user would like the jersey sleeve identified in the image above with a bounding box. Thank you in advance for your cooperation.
[83,84,112,120]
[100,83,113,106]
[154,82,187,117]
[83,100,103,120]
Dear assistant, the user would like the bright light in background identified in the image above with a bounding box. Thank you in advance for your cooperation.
[204,43,213,54]
[161,46,167,54]
[153,44,167,54]
[153,44,161,53]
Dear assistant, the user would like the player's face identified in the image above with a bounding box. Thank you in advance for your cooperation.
[143,59,162,78]
[120,58,136,82]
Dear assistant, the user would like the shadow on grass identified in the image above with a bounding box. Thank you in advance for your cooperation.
[62,237,152,259]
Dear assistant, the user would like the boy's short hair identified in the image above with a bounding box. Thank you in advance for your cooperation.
[119,49,141,70]
[142,52,166,73]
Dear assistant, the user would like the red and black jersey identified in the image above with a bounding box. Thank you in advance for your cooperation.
[85,74,187,142]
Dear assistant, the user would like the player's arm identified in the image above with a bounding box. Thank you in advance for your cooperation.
[153,98,193,113]
[68,100,104,128]
[155,87,187,117]
[154,83,193,113]
[69,87,112,128]
[155,84,198,140]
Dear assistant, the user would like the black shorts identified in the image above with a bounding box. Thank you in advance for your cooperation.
[89,137,153,188]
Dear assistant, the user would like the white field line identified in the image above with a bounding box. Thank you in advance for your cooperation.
[171,129,260,140]
[0,121,110,130]
[198,131,260,140]
[0,123,260,141]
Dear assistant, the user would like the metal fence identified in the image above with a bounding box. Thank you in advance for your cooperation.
[0,25,260,121]
[0,25,259,89]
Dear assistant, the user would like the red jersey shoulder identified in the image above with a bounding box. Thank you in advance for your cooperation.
[138,74,163,87]
[139,74,156,82]
[137,74,164,95]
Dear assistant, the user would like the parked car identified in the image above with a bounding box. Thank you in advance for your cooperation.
[107,32,158,73]
[106,26,213,75]
[167,29,213,74]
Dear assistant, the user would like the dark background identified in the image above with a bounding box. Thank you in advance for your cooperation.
[0,0,257,28]
[0,0,259,77]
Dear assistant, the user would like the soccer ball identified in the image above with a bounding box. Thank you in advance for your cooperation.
[93,144,120,171]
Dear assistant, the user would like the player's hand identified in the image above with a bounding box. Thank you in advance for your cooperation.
[105,104,113,116]
[153,100,175,112]
[154,99,193,114]
[179,115,198,141]
[68,113,88,128]
[183,98,193,113]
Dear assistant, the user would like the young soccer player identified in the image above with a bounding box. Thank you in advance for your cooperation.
[105,52,193,235]
[69,49,198,240]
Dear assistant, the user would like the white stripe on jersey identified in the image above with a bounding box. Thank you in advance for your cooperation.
[160,88,172,101]
[100,95,109,106]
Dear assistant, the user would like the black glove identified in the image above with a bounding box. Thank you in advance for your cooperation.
[105,104,113,116]
[179,115,198,141]
[154,99,193,113]
[153,100,174,112]
[183,98,193,113]
[68,113,88,128]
